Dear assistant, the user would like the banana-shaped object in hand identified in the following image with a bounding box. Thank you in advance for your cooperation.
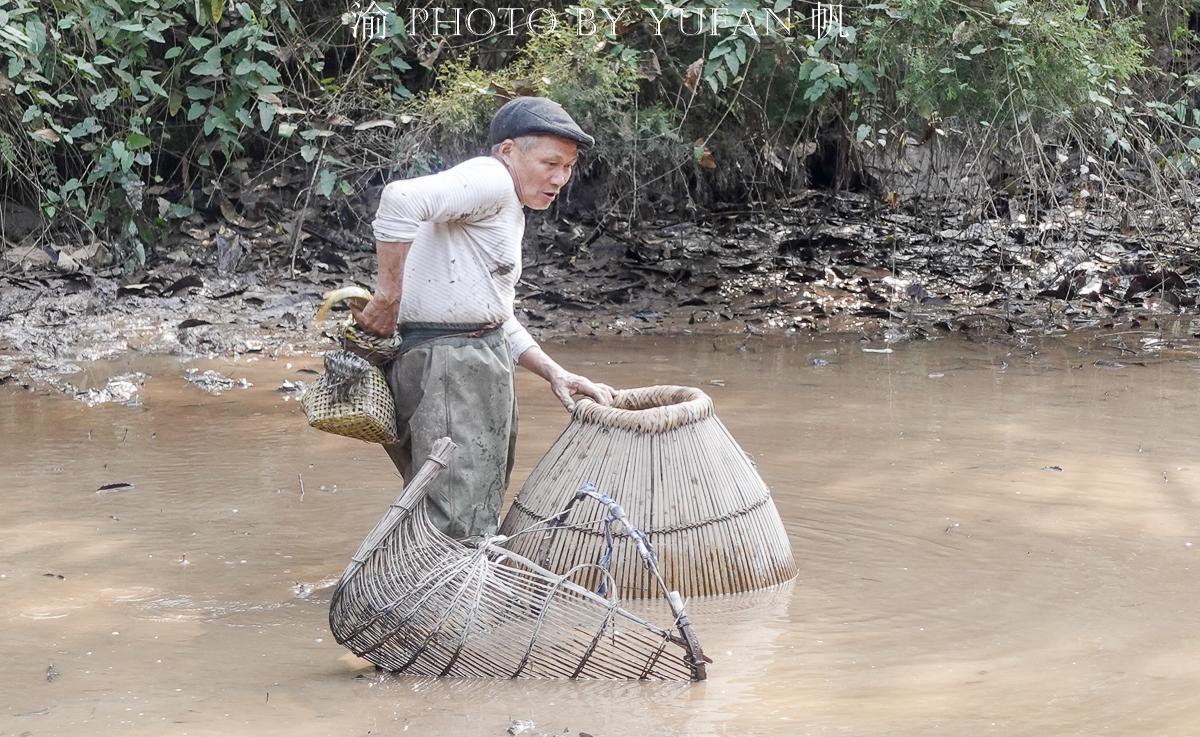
[316,286,373,323]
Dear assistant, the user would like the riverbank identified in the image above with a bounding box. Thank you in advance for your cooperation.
[3,192,1198,394]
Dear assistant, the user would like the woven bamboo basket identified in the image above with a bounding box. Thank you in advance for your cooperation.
[302,361,397,444]
[330,438,709,680]
[498,385,798,599]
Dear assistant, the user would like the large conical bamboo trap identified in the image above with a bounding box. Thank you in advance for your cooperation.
[329,438,710,681]
[499,386,798,599]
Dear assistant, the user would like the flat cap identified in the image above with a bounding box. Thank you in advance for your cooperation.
[488,96,595,149]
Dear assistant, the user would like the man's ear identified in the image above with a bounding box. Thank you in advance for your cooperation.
[496,139,516,161]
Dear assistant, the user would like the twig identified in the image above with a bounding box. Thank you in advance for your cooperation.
[298,472,305,501]
[289,141,326,278]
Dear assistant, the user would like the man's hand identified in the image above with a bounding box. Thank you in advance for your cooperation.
[550,371,616,412]
[349,294,399,338]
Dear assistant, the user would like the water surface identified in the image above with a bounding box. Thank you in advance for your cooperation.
[3,333,1199,736]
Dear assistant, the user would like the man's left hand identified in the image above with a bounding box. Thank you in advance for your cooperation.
[551,372,616,412]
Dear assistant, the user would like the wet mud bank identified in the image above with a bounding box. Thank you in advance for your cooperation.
[3,194,1200,395]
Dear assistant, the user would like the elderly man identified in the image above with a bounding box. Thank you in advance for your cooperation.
[351,96,614,541]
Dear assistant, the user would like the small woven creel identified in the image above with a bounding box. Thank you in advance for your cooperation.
[302,289,402,444]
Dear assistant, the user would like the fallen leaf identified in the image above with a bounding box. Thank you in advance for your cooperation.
[31,128,60,143]
[684,58,703,92]
[353,119,396,131]
[96,482,136,494]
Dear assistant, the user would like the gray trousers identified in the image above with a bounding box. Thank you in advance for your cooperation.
[382,328,518,540]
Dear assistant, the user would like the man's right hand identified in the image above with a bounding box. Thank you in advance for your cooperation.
[350,294,400,338]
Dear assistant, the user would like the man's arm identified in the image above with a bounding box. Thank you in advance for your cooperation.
[350,239,410,337]
[517,345,615,412]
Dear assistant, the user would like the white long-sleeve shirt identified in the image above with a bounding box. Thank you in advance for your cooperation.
[371,156,537,361]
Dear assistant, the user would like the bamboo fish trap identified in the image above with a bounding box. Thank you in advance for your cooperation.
[498,385,798,599]
[329,438,710,681]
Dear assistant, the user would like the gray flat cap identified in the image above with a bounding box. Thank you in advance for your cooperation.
[488,96,595,149]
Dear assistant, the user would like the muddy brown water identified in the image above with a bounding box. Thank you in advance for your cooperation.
[3,334,1200,736]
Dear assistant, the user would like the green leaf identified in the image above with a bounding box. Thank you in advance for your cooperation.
[165,46,183,60]
[24,18,46,54]
[316,169,337,198]
[211,0,224,25]
[257,100,275,132]
[115,21,143,32]
[68,116,102,139]
[803,79,828,102]
[1188,137,1200,152]
[127,132,152,150]
[969,44,986,55]
[187,86,215,100]
[110,140,133,170]
[90,88,119,110]
[300,144,318,162]
[234,58,255,77]
[856,124,871,143]
[186,101,206,121]
[144,23,166,43]
[255,61,280,83]
[139,71,167,98]
[73,56,101,79]
[725,52,740,78]
[190,48,223,77]
[189,36,212,50]
[809,62,834,80]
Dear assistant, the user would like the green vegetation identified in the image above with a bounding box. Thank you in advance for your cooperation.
[0,0,1197,267]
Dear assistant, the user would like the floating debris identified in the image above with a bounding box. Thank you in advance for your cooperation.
[74,372,146,407]
[185,368,251,395]
[277,380,307,401]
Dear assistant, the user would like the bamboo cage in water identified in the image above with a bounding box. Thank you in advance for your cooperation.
[329,438,709,680]
[499,386,798,599]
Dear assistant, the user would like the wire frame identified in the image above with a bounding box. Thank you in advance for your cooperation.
[329,438,709,681]
[498,386,798,599]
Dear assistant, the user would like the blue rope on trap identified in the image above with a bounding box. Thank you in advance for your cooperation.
[574,482,657,597]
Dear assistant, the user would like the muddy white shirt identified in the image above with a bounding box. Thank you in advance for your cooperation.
[371,156,537,361]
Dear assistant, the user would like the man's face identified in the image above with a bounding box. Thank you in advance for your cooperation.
[498,136,579,210]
